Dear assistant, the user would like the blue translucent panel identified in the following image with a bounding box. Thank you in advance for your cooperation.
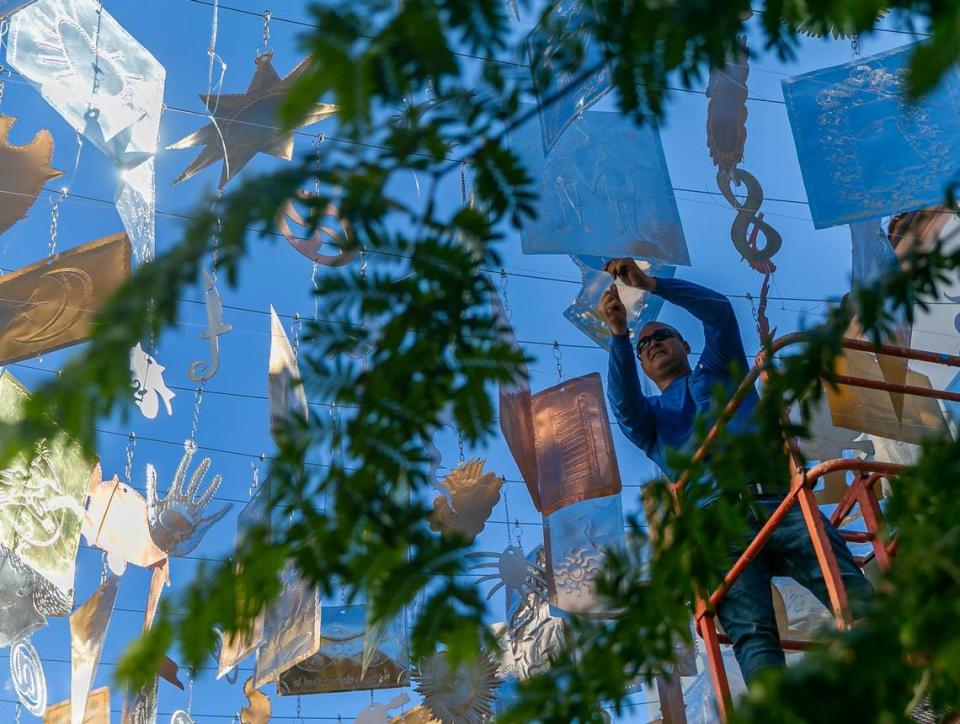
[512,110,690,264]
[527,0,612,154]
[944,370,960,425]
[563,256,675,349]
[783,45,960,229]
[543,494,625,617]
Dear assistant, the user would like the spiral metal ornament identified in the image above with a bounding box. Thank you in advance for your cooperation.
[10,638,46,716]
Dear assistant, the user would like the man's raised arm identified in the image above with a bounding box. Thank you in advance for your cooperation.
[600,285,657,455]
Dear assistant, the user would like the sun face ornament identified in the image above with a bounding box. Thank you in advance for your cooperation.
[412,652,500,724]
[466,545,548,604]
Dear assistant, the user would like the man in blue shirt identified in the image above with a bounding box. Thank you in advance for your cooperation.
[599,258,872,685]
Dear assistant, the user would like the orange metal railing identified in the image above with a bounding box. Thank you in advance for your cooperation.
[669,334,960,722]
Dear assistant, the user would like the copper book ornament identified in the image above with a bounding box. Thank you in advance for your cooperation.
[0,233,130,365]
[531,372,622,516]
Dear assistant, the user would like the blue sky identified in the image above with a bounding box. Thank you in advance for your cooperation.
[0,1,938,721]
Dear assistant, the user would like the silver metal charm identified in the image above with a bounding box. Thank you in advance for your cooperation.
[145,441,232,556]
[11,637,46,717]
[466,545,548,603]
[188,270,232,383]
[170,711,195,724]
[130,343,175,419]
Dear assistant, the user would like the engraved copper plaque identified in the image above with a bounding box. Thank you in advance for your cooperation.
[0,233,130,365]
[531,373,622,516]
[43,686,110,724]
[276,604,407,695]
[827,352,948,444]
[0,371,94,601]
[253,563,321,690]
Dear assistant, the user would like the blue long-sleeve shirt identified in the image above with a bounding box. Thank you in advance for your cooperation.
[607,277,759,480]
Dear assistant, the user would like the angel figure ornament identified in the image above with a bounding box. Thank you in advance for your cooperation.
[168,54,337,188]
[412,652,500,724]
[0,114,62,236]
[429,459,503,543]
[145,441,232,556]
[130,343,175,419]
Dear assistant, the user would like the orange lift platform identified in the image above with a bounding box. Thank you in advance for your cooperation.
[669,334,960,723]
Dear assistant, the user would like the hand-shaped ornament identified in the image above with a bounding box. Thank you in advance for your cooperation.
[145,442,232,556]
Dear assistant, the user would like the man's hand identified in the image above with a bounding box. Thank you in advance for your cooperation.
[599,285,628,336]
[603,258,656,292]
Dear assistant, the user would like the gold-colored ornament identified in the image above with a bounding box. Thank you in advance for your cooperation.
[167,55,337,188]
[43,686,110,724]
[70,575,120,724]
[240,677,271,724]
[82,465,168,571]
[391,706,439,724]
[0,370,94,602]
[412,652,500,724]
[429,459,503,543]
[0,232,131,365]
[0,114,62,237]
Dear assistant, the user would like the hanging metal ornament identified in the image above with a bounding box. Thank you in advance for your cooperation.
[144,560,169,632]
[277,192,356,266]
[188,270,232,383]
[0,370,93,607]
[168,55,337,188]
[503,547,564,679]
[391,707,439,723]
[121,677,158,724]
[268,306,309,439]
[218,488,268,681]
[240,677,271,724]
[11,637,46,716]
[0,546,49,647]
[355,693,411,724]
[145,441,232,556]
[563,256,673,349]
[277,603,408,695]
[70,574,120,724]
[0,114,63,237]
[170,711,194,724]
[82,465,168,572]
[716,167,782,272]
[253,562,321,690]
[130,343,176,419]
[0,232,130,365]
[429,459,503,543]
[7,0,166,263]
[44,686,110,724]
[412,652,500,724]
[466,545,548,603]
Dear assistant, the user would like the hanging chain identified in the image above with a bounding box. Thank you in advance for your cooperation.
[0,64,5,109]
[459,161,468,205]
[187,675,194,714]
[502,482,513,549]
[296,694,302,723]
[513,515,523,550]
[100,551,108,584]
[210,189,223,278]
[314,133,325,195]
[124,433,137,485]
[189,387,204,443]
[14,701,21,724]
[291,312,302,356]
[257,9,272,59]
[456,424,465,464]
[48,187,68,258]
[499,268,512,321]
[850,33,861,58]
[553,340,563,383]
[311,261,320,324]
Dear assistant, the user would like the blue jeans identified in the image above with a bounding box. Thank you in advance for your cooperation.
[715,499,873,684]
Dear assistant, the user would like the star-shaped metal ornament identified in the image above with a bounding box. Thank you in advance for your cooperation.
[168,53,337,188]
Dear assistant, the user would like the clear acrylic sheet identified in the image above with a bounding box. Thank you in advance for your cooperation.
[543,494,625,616]
[782,44,960,229]
[7,0,165,262]
[276,604,408,695]
[511,109,690,265]
[563,255,674,349]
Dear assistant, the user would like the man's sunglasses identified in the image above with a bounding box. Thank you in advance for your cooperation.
[636,328,679,355]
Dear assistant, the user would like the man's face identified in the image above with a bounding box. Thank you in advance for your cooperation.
[637,322,691,382]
